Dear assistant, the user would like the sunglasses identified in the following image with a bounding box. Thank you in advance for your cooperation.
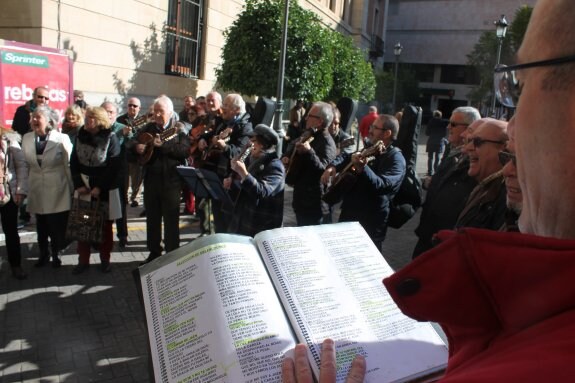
[36,95,49,100]
[494,54,575,108]
[469,137,506,148]
[498,150,516,166]
[128,104,140,108]
[369,124,388,131]
[448,121,468,128]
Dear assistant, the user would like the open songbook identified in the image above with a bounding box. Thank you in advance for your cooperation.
[139,222,448,382]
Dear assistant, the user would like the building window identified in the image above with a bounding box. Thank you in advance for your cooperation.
[440,65,479,85]
[165,0,203,78]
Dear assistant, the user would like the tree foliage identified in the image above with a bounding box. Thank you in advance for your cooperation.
[216,0,375,102]
[466,6,533,104]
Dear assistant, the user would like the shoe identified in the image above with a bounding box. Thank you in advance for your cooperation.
[119,238,128,249]
[100,262,112,273]
[52,258,62,268]
[34,256,50,268]
[72,264,90,274]
[130,200,139,207]
[11,266,28,280]
[140,253,160,266]
[139,210,146,217]
[17,222,25,230]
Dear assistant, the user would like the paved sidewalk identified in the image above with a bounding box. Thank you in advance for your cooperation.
[0,140,429,382]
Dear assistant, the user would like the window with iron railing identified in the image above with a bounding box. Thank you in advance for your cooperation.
[165,0,203,78]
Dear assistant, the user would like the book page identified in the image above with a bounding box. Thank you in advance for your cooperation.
[140,234,296,383]
[256,222,448,383]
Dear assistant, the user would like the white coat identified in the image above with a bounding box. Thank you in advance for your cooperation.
[22,130,73,214]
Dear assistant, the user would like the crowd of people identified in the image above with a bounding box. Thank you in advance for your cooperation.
[3,1,574,379]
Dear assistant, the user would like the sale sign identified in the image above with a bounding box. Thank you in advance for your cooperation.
[0,41,73,129]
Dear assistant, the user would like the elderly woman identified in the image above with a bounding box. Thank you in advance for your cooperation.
[0,125,28,279]
[226,124,284,236]
[70,106,121,274]
[62,104,85,143]
[22,106,73,267]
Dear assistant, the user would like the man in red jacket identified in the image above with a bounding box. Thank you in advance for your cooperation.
[358,106,378,140]
[283,0,575,381]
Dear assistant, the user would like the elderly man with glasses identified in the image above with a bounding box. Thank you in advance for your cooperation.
[412,106,481,257]
[454,118,508,230]
[12,86,50,137]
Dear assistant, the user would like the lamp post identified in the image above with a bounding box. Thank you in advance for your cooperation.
[491,14,508,116]
[392,42,402,112]
[274,0,290,156]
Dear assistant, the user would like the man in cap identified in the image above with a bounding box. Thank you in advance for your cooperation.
[226,124,284,236]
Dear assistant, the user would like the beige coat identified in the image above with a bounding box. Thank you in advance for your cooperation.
[22,130,73,214]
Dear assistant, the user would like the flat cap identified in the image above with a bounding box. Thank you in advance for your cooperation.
[250,124,278,146]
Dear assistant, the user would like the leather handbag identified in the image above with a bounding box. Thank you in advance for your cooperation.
[65,197,106,244]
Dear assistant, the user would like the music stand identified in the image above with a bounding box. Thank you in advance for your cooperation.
[176,166,233,209]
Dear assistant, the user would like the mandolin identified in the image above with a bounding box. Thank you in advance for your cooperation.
[284,129,315,185]
[322,140,386,205]
[137,126,179,165]
[201,126,233,162]
[128,115,148,133]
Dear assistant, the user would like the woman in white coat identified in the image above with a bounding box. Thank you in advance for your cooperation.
[22,106,73,267]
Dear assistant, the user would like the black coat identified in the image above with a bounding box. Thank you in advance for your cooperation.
[425,117,448,153]
[334,145,406,242]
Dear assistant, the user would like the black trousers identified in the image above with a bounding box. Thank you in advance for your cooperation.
[0,200,22,267]
[36,211,69,258]
[144,178,181,256]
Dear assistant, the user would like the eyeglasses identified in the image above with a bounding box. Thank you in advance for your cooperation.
[307,114,321,119]
[36,95,49,100]
[369,124,387,131]
[469,137,506,148]
[498,150,516,166]
[448,121,468,128]
[128,104,140,108]
[494,54,575,108]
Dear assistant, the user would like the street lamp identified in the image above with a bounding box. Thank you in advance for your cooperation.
[392,42,402,112]
[491,14,508,116]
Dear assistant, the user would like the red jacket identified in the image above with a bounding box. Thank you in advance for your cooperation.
[384,228,575,382]
[359,112,378,139]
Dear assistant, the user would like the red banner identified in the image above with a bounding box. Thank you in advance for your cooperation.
[0,42,73,129]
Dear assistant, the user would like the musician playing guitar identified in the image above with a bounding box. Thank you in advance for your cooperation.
[281,101,337,226]
[195,93,253,233]
[130,95,190,264]
[321,114,406,251]
[226,124,285,236]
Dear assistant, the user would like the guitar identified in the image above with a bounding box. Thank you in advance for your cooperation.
[137,126,179,165]
[337,136,355,153]
[284,129,315,185]
[322,140,386,205]
[128,115,148,133]
[201,126,233,162]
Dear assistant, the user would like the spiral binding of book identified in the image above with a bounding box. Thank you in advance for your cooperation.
[146,275,169,381]
[261,240,321,367]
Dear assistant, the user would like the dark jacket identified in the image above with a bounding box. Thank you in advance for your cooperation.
[290,129,337,216]
[70,127,121,202]
[130,118,190,185]
[334,145,406,242]
[455,171,507,230]
[227,152,285,236]
[414,152,477,251]
[425,117,448,153]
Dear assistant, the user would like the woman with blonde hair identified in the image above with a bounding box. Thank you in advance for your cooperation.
[62,104,85,143]
[70,106,121,274]
[22,106,74,267]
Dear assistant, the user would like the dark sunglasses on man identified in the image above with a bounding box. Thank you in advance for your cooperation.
[498,150,516,166]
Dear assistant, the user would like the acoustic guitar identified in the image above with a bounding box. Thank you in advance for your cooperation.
[322,140,386,205]
[137,126,179,165]
[128,115,148,133]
